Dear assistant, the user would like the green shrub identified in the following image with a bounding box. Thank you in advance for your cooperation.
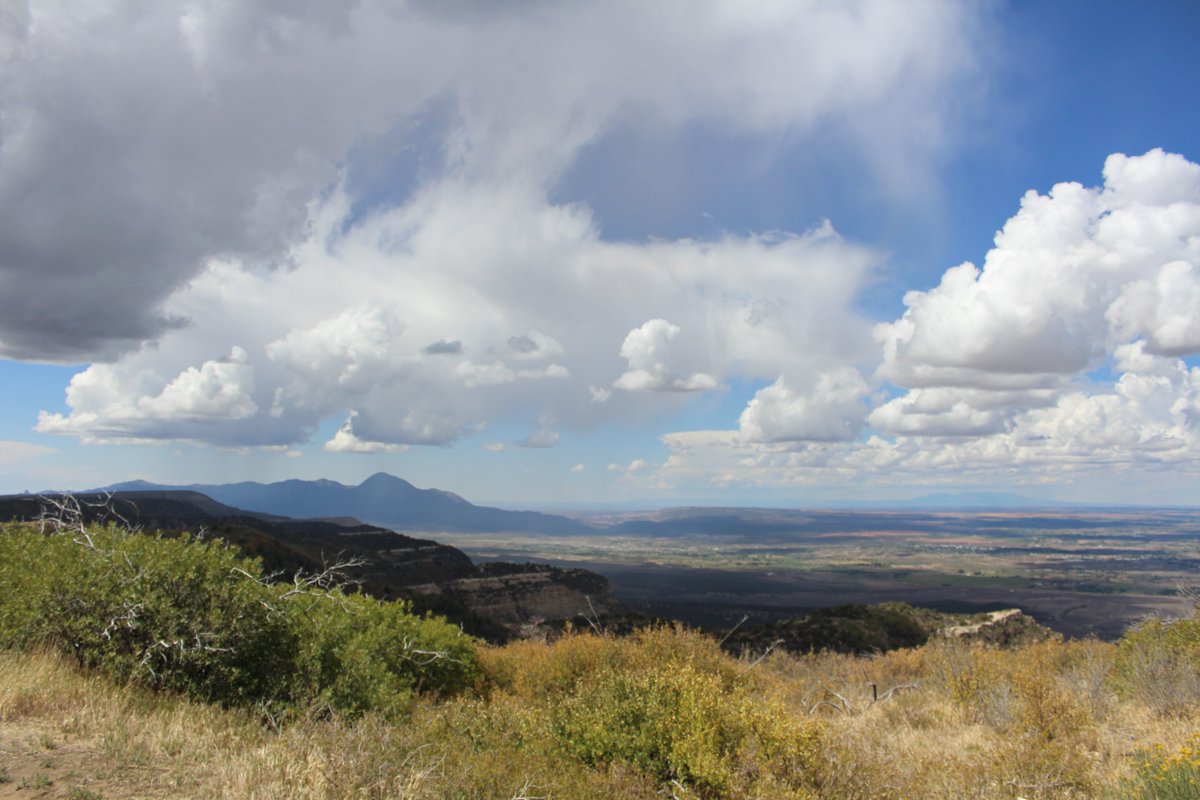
[290,591,480,717]
[0,522,479,716]
[538,627,823,798]
[0,523,294,705]
[1114,612,1200,717]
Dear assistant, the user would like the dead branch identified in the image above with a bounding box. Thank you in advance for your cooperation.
[808,682,921,714]
[580,594,605,636]
[737,638,784,678]
[718,613,750,648]
[231,552,367,613]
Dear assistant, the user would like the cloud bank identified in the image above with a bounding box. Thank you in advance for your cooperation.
[0,1,974,363]
[19,0,966,451]
[11,4,1200,495]
[661,149,1200,490]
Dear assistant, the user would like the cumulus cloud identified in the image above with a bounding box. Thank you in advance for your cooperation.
[137,346,257,421]
[37,184,879,448]
[36,347,262,444]
[267,306,406,408]
[874,148,1200,436]
[1107,261,1200,356]
[739,368,870,443]
[607,459,653,474]
[636,150,1200,493]
[656,349,1200,490]
[614,319,719,393]
[324,414,410,454]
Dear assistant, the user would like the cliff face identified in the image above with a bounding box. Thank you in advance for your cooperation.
[406,563,616,626]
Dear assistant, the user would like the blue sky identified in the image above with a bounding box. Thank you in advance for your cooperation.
[2,1,1200,506]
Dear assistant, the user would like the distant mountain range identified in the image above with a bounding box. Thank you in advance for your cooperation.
[878,491,1072,509]
[102,472,594,535]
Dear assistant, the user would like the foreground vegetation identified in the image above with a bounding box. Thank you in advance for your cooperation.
[2,520,1200,799]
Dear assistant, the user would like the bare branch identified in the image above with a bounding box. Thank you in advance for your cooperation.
[232,552,368,614]
[737,638,783,679]
[808,682,921,714]
[580,594,606,636]
[718,613,750,648]
[509,777,550,800]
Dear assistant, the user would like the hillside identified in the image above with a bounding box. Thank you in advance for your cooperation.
[0,492,615,639]
[3,616,1200,799]
[4,513,1200,798]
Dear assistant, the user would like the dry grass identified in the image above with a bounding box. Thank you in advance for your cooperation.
[4,630,1200,799]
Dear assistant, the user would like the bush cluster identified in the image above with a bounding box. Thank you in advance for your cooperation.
[483,625,825,798]
[0,522,478,715]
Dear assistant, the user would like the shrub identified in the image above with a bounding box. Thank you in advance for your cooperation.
[0,523,294,705]
[1114,612,1200,717]
[486,626,825,798]
[290,591,480,717]
[0,522,479,716]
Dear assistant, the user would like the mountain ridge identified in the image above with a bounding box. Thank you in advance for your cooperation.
[101,472,592,535]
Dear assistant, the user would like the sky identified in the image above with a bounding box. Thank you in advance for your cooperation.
[2,0,1200,507]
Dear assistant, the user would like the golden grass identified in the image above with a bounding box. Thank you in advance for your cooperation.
[4,631,1200,799]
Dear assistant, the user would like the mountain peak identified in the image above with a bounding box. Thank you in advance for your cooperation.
[359,472,413,489]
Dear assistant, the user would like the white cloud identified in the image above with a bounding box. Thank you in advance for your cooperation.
[137,346,257,421]
[607,458,654,475]
[869,386,1058,437]
[614,319,719,393]
[656,347,1200,491]
[636,151,1200,493]
[323,415,410,454]
[37,347,261,444]
[39,186,879,448]
[874,148,1200,436]
[570,463,585,473]
[739,368,870,443]
[267,306,406,407]
[18,1,997,471]
[1107,261,1200,356]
